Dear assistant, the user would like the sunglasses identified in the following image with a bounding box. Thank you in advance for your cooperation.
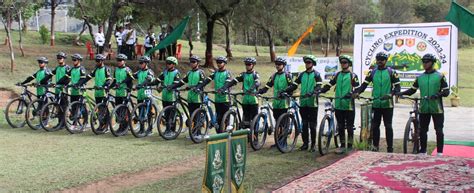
[340,61,349,64]
[72,59,78,62]
[245,63,253,66]
[304,60,312,64]
[376,57,386,61]
[190,60,197,63]
[95,59,103,62]
[166,62,174,65]
[422,60,431,63]
[117,59,124,62]
[139,62,146,64]
[216,61,225,64]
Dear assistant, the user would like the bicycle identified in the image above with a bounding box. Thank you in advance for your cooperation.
[5,83,36,128]
[273,93,302,153]
[86,86,115,135]
[400,96,427,154]
[317,95,342,156]
[110,88,138,137]
[130,85,159,138]
[25,84,56,130]
[64,86,96,134]
[188,89,219,143]
[39,84,72,132]
[156,87,190,140]
[249,95,277,151]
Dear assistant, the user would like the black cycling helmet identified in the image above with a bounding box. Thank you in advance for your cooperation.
[375,52,388,61]
[95,54,106,61]
[244,57,257,65]
[189,55,201,62]
[116,54,128,61]
[339,55,353,66]
[421,53,437,63]
[215,56,227,64]
[139,56,151,63]
[56,51,67,59]
[274,57,287,66]
[37,56,48,63]
[71,53,83,61]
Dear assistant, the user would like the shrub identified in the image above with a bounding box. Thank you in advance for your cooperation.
[39,25,49,44]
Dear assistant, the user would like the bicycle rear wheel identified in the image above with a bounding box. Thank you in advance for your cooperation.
[40,102,64,132]
[318,115,333,155]
[157,106,183,140]
[274,113,298,153]
[189,108,209,143]
[403,117,419,154]
[65,101,88,134]
[5,98,28,128]
[90,103,110,135]
[25,99,43,130]
[250,112,269,151]
[110,104,131,137]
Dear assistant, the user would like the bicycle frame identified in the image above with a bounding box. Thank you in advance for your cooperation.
[227,92,245,129]
[285,95,303,133]
[199,91,218,128]
[320,96,337,137]
[258,96,274,132]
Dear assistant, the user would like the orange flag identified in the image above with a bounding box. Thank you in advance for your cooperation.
[287,20,318,56]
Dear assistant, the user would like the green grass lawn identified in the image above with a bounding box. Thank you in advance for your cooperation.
[0,30,462,192]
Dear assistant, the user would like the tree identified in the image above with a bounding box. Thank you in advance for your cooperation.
[414,0,450,22]
[46,0,65,46]
[315,0,335,57]
[0,0,15,72]
[216,9,234,58]
[380,0,419,23]
[196,0,241,67]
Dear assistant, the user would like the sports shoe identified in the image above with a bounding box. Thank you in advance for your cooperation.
[335,147,346,154]
[299,144,309,151]
[436,153,443,157]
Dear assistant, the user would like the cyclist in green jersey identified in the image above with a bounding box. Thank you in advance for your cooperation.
[179,55,206,117]
[320,55,360,154]
[78,54,112,104]
[221,57,261,128]
[354,51,401,152]
[134,56,155,103]
[111,54,134,105]
[396,54,449,157]
[197,56,233,133]
[20,57,53,114]
[284,55,323,152]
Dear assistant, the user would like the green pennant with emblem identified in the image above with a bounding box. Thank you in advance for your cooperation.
[231,130,248,193]
[202,133,228,193]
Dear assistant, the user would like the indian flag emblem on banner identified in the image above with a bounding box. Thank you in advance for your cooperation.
[363,29,375,37]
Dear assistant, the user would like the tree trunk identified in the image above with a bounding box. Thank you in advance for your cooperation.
[324,20,329,57]
[50,1,56,46]
[186,26,194,57]
[224,23,232,59]
[85,20,94,42]
[254,29,259,56]
[264,29,275,62]
[18,10,25,57]
[104,2,123,52]
[204,19,215,68]
[4,21,15,72]
[335,20,343,56]
[74,22,87,46]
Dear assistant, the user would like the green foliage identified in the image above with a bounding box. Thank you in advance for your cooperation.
[451,85,459,98]
[369,50,442,72]
[38,25,49,44]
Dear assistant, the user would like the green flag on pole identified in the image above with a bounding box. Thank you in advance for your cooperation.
[145,16,190,56]
[445,1,474,37]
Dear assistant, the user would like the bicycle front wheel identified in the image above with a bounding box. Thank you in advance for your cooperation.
[157,106,183,140]
[131,103,154,138]
[110,104,131,137]
[403,117,419,154]
[189,108,209,143]
[274,113,299,153]
[25,99,43,130]
[65,101,88,134]
[90,103,110,135]
[221,110,239,132]
[318,115,333,156]
[40,102,64,132]
[5,98,28,128]
[250,112,269,151]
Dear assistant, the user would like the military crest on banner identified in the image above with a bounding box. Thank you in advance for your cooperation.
[383,42,393,51]
[406,38,415,47]
[396,38,404,47]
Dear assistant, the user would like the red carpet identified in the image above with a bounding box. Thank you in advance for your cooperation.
[431,145,474,158]
[274,151,474,192]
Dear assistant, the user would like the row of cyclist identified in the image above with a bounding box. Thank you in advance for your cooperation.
[6,51,449,156]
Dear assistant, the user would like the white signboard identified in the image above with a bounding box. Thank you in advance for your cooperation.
[353,22,458,89]
[283,56,339,82]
